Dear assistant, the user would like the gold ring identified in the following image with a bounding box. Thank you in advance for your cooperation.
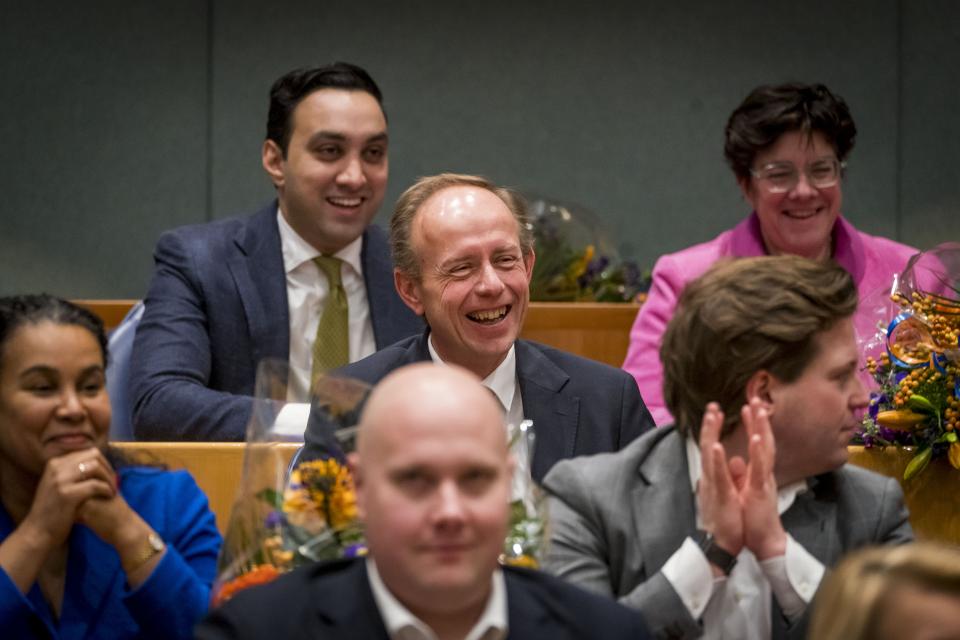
[78,462,88,476]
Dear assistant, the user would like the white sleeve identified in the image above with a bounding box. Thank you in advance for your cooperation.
[759,534,825,620]
[661,536,723,619]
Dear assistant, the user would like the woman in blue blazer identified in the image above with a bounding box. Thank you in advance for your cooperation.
[0,295,221,639]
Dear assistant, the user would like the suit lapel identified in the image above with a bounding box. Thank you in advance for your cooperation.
[632,428,698,577]
[768,476,838,639]
[228,203,290,367]
[360,226,398,349]
[781,475,839,565]
[515,341,579,480]
[313,561,391,639]
[505,572,554,639]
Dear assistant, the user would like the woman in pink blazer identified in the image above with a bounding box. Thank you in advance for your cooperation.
[623,83,918,425]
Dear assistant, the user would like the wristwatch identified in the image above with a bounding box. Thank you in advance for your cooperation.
[694,530,737,575]
[130,531,166,572]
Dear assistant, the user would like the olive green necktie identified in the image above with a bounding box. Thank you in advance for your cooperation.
[311,255,349,389]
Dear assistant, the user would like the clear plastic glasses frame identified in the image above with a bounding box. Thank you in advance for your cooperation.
[750,158,846,193]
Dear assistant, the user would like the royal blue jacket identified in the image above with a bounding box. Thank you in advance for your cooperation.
[0,467,221,639]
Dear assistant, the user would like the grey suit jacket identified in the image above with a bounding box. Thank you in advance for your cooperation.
[130,202,422,441]
[542,426,914,640]
[302,330,655,480]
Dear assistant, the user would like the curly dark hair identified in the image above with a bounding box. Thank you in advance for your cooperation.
[0,294,108,371]
[724,82,857,181]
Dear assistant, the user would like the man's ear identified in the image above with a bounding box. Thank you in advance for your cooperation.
[348,452,366,519]
[744,370,776,415]
[394,269,425,316]
[523,248,536,284]
[262,139,285,188]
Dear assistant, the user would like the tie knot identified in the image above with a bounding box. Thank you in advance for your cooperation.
[313,255,343,286]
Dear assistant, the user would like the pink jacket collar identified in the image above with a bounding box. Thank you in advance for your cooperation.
[729,212,866,284]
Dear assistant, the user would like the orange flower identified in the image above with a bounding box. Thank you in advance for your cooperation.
[212,564,281,606]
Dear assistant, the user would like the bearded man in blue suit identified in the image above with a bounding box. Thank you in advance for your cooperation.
[130,63,421,441]
[302,173,654,481]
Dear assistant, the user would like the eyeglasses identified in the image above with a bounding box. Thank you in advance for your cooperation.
[749,158,845,193]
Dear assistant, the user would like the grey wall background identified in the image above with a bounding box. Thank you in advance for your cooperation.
[1,0,958,298]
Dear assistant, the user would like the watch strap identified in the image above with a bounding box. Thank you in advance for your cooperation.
[694,530,737,575]
[129,531,166,573]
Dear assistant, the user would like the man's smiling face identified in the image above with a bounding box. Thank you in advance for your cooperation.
[262,88,388,254]
[395,185,535,378]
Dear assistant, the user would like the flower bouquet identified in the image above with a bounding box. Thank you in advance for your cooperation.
[526,195,650,303]
[211,363,550,604]
[211,363,370,605]
[857,243,960,479]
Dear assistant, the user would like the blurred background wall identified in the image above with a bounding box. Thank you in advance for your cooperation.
[1,0,957,297]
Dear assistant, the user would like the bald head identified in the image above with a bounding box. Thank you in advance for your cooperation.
[352,363,513,620]
[357,362,507,458]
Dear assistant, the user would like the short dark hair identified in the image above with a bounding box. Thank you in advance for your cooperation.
[660,256,857,439]
[0,294,108,371]
[266,62,384,157]
[724,82,857,181]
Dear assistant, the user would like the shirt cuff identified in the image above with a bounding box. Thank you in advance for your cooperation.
[759,534,824,620]
[270,402,311,439]
[661,536,720,619]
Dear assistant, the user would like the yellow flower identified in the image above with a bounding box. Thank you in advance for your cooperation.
[286,458,359,531]
[949,442,960,470]
[500,554,539,569]
[566,245,595,281]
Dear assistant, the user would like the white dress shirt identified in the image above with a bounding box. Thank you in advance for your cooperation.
[367,558,508,640]
[426,338,524,430]
[659,438,825,639]
[277,208,376,402]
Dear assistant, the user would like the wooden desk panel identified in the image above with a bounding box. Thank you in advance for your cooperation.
[521,302,638,367]
[113,442,300,534]
[848,446,960,544]
[79,299,642,366]
[111,443,959,543]
[75,299,139,331]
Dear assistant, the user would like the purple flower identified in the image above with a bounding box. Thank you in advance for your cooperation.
[264,510,283,528]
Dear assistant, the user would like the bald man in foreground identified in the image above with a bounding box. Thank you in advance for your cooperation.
[197,363,651,639]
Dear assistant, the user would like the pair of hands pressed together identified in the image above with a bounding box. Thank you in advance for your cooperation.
[25,448,138,552]
[1,447,161,595]
[697,398,787,571]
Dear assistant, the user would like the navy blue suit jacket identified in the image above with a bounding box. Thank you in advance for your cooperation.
[303,331,654,481]
[195,558,651,639]
[130,202,422,441]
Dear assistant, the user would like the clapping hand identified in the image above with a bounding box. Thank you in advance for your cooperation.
[697,398,787,566]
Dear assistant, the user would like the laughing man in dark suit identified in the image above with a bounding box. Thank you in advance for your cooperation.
[302,173,654,481]
[197,363,651,639]
[130,63,421,441]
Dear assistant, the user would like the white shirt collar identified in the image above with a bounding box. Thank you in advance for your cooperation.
[426,338,517,415]
[685,436,807,517]
[366,558,508,640]
[276,207,364,277]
